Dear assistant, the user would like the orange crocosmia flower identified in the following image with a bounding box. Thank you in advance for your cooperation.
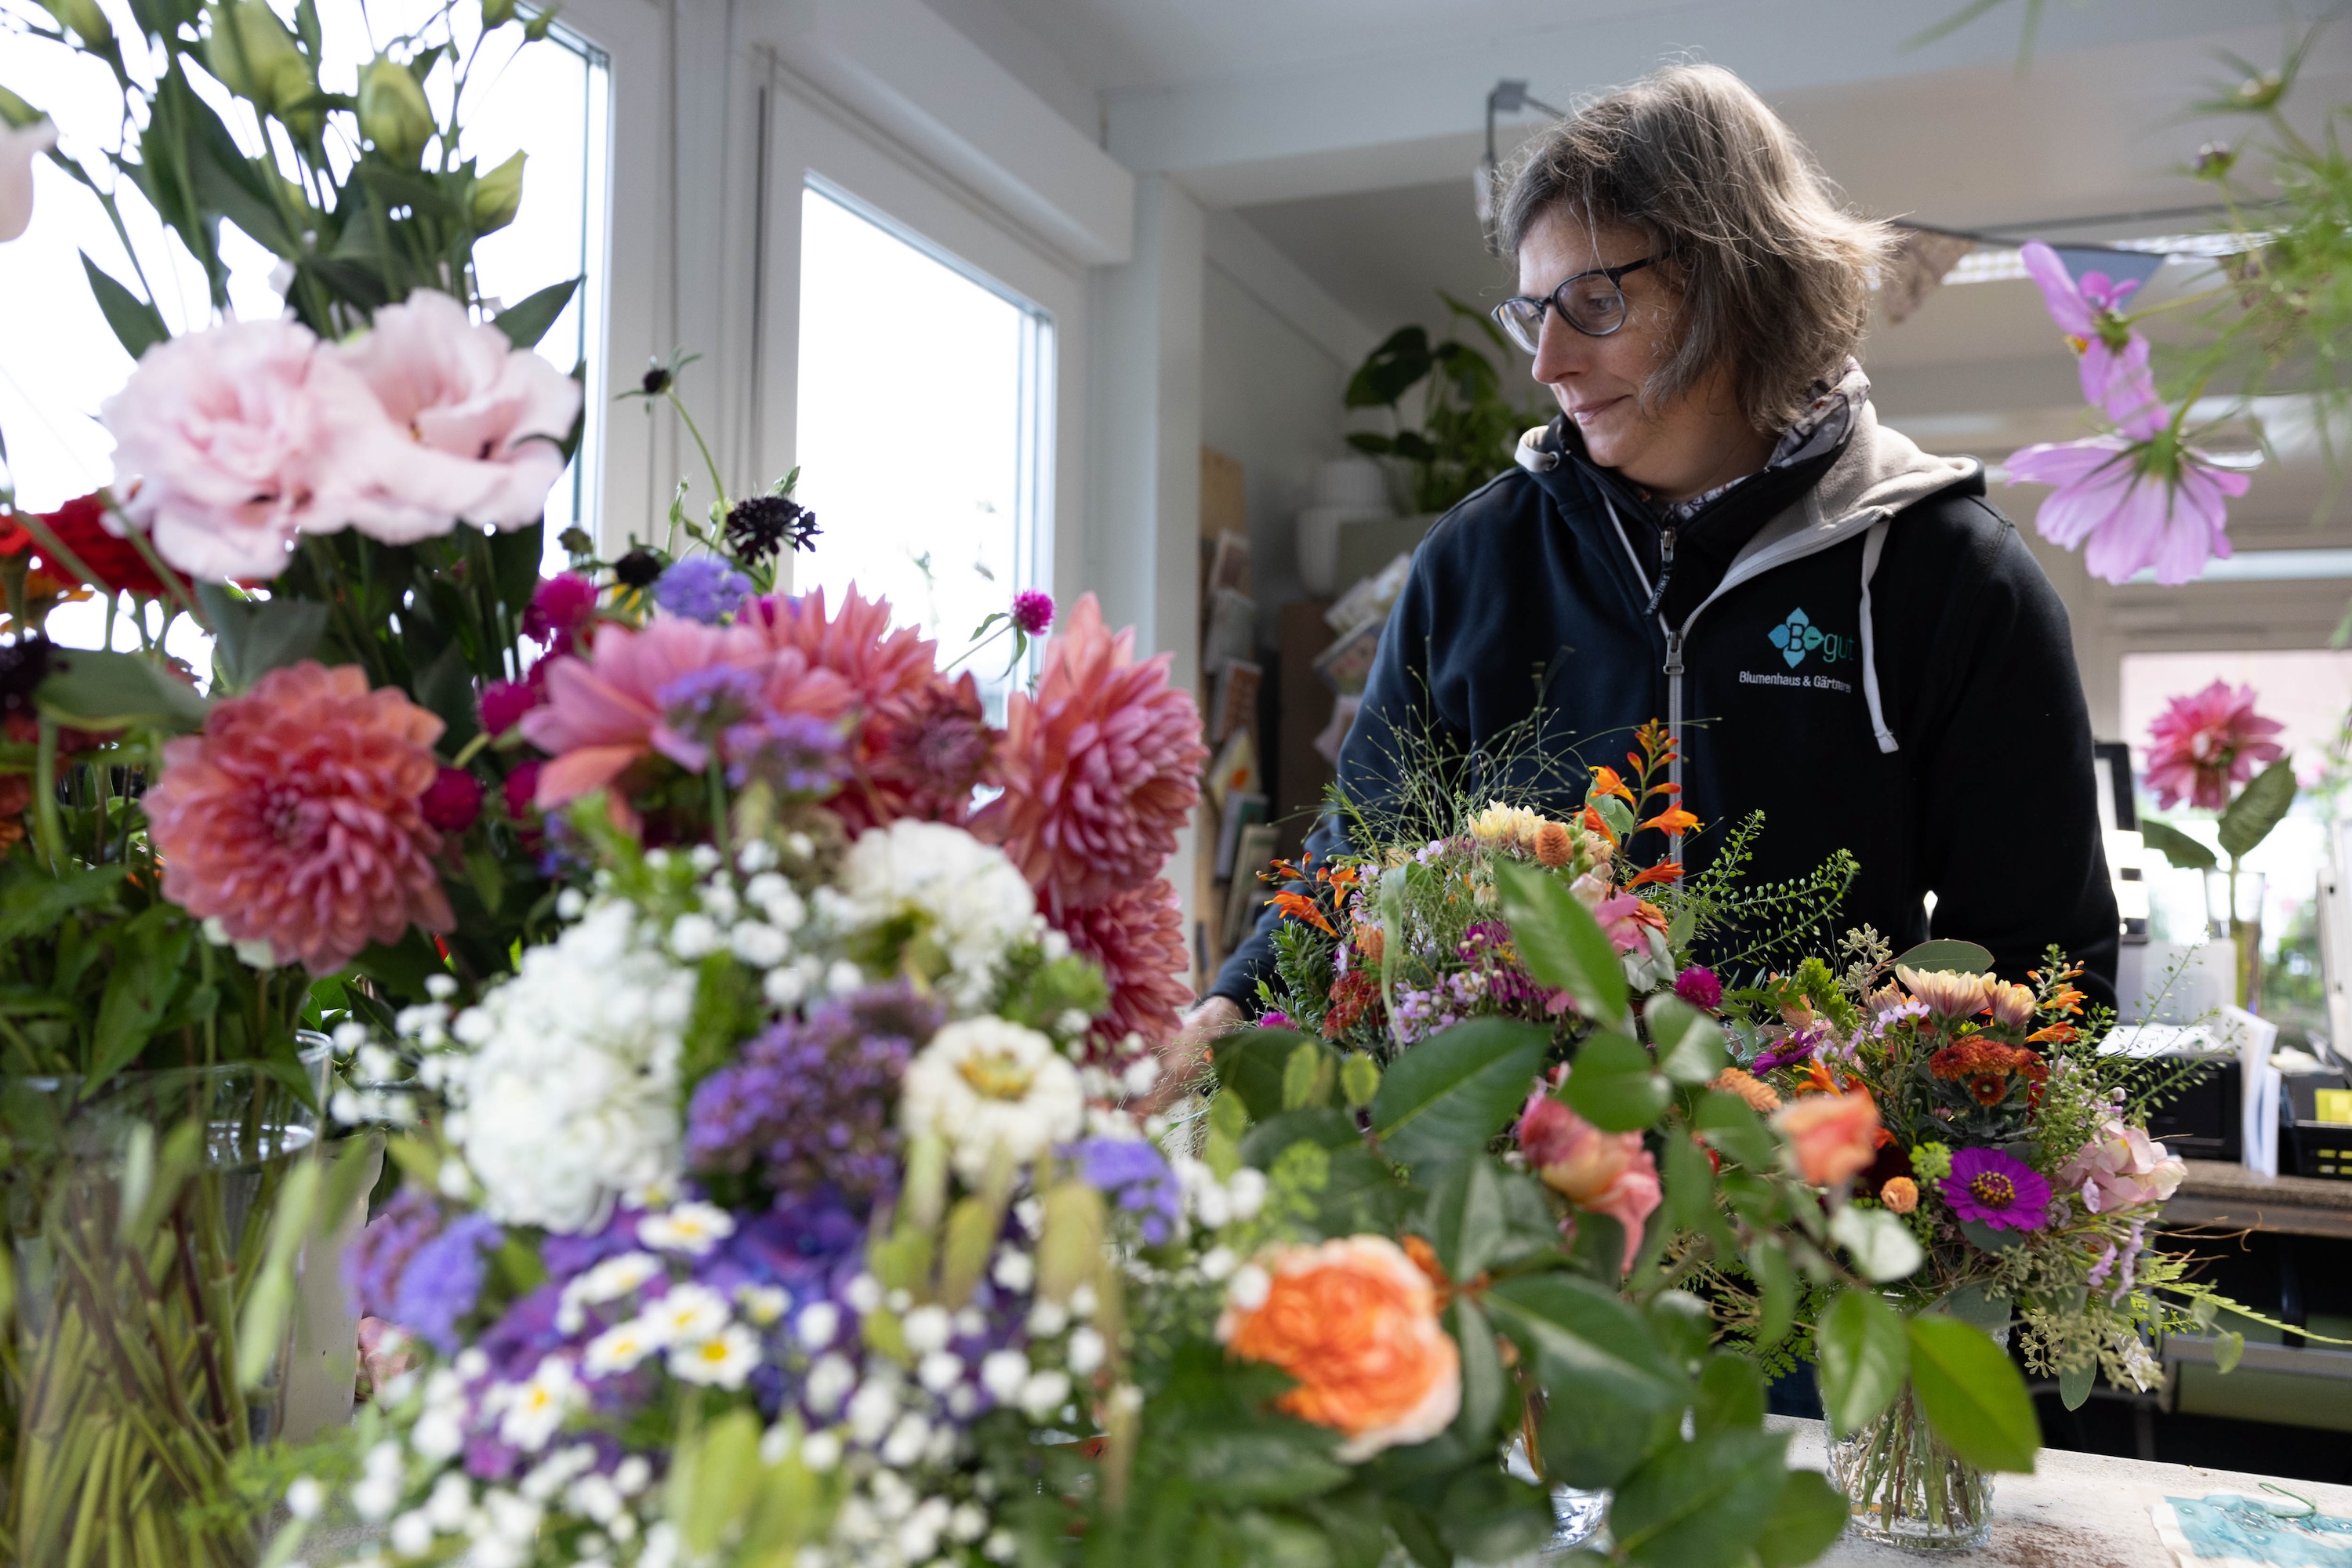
[1639,808,1700,837]
[1219,1236,1462,1461]
[2027,1023,2080,1044]
[1581,805,1618,846]
[1795,1059,1842,1098]
[1626,861,1683,890]
[1770,1090,1882,1187]
[1272,891,1335,935]
[1589,765,1635,804]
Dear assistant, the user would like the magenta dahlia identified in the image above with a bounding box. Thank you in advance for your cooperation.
[2144,679,2287,811]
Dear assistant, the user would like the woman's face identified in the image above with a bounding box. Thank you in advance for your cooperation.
[1517,208,1765,502]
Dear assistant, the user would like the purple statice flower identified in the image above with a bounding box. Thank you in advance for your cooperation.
[1674,966,1722,1011]
[1071,1137,1182,1245]
[344,1186,441,1318]
[653,664,767,773]
[1940,1147,2053,1233]
[685,982,941,1212]
[653,556,753,622]
[392,1213,501,1353]
[1011,590,1055,637]
[721,710,848,796]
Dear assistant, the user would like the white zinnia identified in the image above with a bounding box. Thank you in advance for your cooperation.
[900,1018,1084,1181]
[448,902,695,1232]
[839,820,1036,1007]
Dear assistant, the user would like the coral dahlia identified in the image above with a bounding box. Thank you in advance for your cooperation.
[747,585,938,712]
[1053,879,1192,1052]
[976,593,1206,907]
[145,661,453,974]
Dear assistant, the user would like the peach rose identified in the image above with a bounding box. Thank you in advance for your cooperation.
[1218,1236,1461,1460]
[1879,1176,1919,1214]
[1516,1084,1661,1272]
[1771,1089,1882,1187]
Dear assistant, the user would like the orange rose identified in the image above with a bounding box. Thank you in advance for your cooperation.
[1218,1236,1461,1460]
[1771,1089,1882,1187]
[1879,1176,1919,1214]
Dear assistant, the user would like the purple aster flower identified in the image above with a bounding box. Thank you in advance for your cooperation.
[392,1214,501,1353]
[1754,1021,1830,1075]
[1940,1146,2053,1233]
[653,556,753,622]
[721,710,848,796]
[1070,1137,1182,1245]
[1674,966,1722,1011]
[1011,589,1055,637]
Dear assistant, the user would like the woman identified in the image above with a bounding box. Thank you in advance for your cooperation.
[1174,62,2117,1074]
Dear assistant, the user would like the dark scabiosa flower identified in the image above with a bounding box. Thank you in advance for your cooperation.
[0,634,53,721]
[724,494,821,560]
[612,549,664,590]
[641,365,673,396]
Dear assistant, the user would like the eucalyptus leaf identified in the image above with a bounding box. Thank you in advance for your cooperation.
[2058,1363,2094,1410]
[1828,1204,1925,1283]
[2215,1331,2245,1374]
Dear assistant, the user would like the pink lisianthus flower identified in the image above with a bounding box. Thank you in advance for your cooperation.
[2005,427,2251,587]
[334,290,583,542]
[101,318,391,581]
[1515,1076,1661,1272]
[2143,679,2287,811]
[2020,241,2161,432]
[517,619,768,807]
[2055,1117,2186,1214]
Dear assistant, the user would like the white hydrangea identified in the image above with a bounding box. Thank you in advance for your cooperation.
[446,901,696,1232]
[838,821,1036,1007]
[899,1018,1084,1181]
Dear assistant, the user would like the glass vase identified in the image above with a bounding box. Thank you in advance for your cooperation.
[1,1047,326,1567]
[2204,867,2267,1013]
[1826,1381,1993,1552]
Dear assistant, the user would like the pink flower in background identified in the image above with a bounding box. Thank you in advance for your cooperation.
[1011,589,1056,637]
[2056,1117,2187,1214]
[523,573,600,652]
[749,585,937,713]
[837,670,999,833]
[1588,891,1667,955]
[477,674,541,736]
[2005,432,2250,586]
[144,662,453,975]
[2143,679,2287,811]
[1,118,56,244]
[419,765,484,833]
[2020,241,2162,432]
[335,290,583,541]
[1515,1077,1661,1272]
[518,619,766,807]
[102,318,389,581]
[1770,1089,1882,1188]
[1054,879,1192,1052]
[976,593,1207,909]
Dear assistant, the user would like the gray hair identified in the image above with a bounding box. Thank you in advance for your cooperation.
[1496,63,1890,434]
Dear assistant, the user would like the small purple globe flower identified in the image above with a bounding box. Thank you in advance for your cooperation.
[1674,966,1723,1011]
[1940,1146,2053,1233]
[1011,589,1055,637]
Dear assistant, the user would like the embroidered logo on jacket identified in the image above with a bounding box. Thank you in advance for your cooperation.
[1767,608,1853,669]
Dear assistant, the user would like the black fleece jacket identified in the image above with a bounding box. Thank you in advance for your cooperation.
[1214,405,2120,1011]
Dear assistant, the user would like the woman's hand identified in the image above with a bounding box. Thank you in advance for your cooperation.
[1143,996,1242,1114]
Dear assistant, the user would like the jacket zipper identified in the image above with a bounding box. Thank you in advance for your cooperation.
[1657,525,1685,864]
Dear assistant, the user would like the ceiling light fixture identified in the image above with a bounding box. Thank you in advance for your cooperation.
[1475,79,1565,250]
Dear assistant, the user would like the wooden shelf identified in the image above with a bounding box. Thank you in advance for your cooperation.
[2164,1160,2352,1240]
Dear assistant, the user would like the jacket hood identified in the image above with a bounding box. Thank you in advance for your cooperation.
[1712,401,1981,586]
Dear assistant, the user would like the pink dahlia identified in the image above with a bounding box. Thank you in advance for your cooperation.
[2006,430,2250,586]
[2144,679,2286,811]
[976,593,1206,908]
[146,662,453,975]
[1054,878,1193,1052]
[748,585,937,712]
[2020,241,2161,433]
[835,670,1001,834]
[517,618,766,808]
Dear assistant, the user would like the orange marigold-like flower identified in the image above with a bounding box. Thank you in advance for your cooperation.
[1219,1236,1461,1460]
[1771,1090,1882,1187]
[1880,1176,1919,1214]
[146,662,453,975]
[1709,1067,1782,1114]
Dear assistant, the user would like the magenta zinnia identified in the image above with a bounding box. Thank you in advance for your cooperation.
[1940,1146,2052,1233]
[145,661,454,975]
[2143,679,2287,811]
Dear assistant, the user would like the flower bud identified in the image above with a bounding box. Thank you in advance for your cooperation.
[470,150,524,233]
[41,0,111,49]
[522,5,558,41]
[480,0,516,24]
[204,0,312,116]
[358,55,435,168]
[2194,141,2238,181]
[0,85,40,130]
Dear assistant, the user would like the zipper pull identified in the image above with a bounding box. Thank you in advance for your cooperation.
[1664,632,1684,677]
[1661,524,1677,566]
[1644,524,1678,617]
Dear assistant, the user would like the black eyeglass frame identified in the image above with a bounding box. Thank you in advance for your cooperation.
[1491,256,1659,350]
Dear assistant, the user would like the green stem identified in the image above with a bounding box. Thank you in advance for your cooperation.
[666,387,731,517]
[31,719,67,873]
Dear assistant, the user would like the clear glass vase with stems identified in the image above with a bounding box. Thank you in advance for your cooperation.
[1,1043,329,1566]
[1826,1330,2006,1553]
[2204,866,2267,1013]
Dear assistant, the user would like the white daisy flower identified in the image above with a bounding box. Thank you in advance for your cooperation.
[899,1018,1085,1181]
[668,1323,761,1389]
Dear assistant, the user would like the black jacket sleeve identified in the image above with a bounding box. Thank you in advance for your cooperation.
[1893,503,2120,1011]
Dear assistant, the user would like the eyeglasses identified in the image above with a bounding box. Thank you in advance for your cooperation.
[1491,256,1658,353]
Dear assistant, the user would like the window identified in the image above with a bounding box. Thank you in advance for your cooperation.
[0,0,609,660]
[793,180,1052,711]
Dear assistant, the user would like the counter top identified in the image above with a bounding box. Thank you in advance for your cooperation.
[2165,1159,2352,1239]
[1775,1417,2352,1566]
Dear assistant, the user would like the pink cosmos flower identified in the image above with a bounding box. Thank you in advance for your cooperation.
[102,318,390,581]
[1515,1076,1661,1272]
[2020,241,2161,432]
[517,619,768,807]
[2055,1116,2186,1214]
[2005,431,2250,586]
[334,290,583,541]
[2143,679,2287,811]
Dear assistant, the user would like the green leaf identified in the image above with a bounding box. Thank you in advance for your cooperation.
[1646,995,1726,1084]
[2214,1330,2245,1375]
[80,253,169,361]
[1340,1051,1381,1108]
[495,274,582,350]
[1693,1091,1777,1171]
[1560,1030,1671,1131]
[1610,1428,1790,1568]
[1817,1288,1909,1436]
[1958,1218,2024,1255]
[38,648,210,731]
[1755,1470,1851,1568]
[1907,1315,2039,1472]
[1180,1427,1351,1505]
[1748,1239,1796,1351]
[1283,1037,1334,1109]
[2218,760,2296,860]
[1450,1298,1503,1441]
[1216,1027,1307,1121]
[1483,1273,1687,1416]
[1828,1204,1925,1283]
[1694,1353,1767,1436]
[1649,1290,1711,1367]
[1538,1395,1669,1491]
[1369,1017,1548,1173]
[1425,1157,1505,1282]
[1435,1466,1554,1564]
[87,913,194,1092]
[2058,1363,2094,1410]
[1240,1108,1360,1170]
[197,583,328,691]
[1345,325,1432,408]
[2140,818,2218,871]
[1495,859,1629,1029]
[1891,938,1994,975]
